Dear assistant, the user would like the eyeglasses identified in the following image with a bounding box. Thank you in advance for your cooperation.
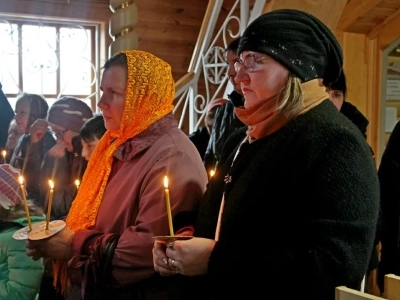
[52,128,68,139]
[234,54,267,73]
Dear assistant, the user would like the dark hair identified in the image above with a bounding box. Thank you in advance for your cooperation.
[226,37,241,53]
[329,72,347,99]
[16,93,49,132]
[80,114,107,142]
[102,52,128,71]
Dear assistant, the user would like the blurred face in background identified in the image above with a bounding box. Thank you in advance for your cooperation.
[326,88,344,110]
[6,120,23,150]
[225,49,242,94]
[81,137,100,161]
[204,107,218,134]
[14,97,30,133]
[49,122,78,152]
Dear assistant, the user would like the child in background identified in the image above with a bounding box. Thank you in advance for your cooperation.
[10,93,56,205]
[0,164,45,300]
[5,119,24,163]
[80,114,106,161]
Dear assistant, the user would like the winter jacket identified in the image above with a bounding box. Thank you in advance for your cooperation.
[0,216,45,300]
[65,114,208,299]
[188,126,210,160]
[0,82,14,149]
[189,100,379,300]
[203,90,245,171]
[377,120,400,291]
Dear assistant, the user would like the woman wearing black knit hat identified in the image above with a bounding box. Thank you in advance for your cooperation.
[153,9,380,300]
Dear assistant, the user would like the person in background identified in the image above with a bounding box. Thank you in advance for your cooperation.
[377,119,400,294]
[327,71,380,295]
[0,82,14,149]
[0,164,45,300]
[326,71,370,140]
[30,97,93,300]
[26,50,208,300]
[80,114,107,161]
[10,93,55,205]
[29,96,93,220]
[203,37,245,173]
[188,98,227,160]
[153,9,380,300]
[5,119,24,163]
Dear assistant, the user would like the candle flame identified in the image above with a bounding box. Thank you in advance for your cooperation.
[210,169,215,177]
[1,150,6,157]
[163,176,169,189]
[18,175,24,185]
[74,179,80,187]
[49,179,54,189]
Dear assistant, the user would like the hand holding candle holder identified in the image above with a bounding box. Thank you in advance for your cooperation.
[27,179,66,240]
[153,175,193,244]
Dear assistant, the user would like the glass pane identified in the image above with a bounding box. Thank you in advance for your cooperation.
[0,22,20,94]
[7,97,17,111]
[60,27,93,95]
[22,24,57,95]
[46,98,57,110]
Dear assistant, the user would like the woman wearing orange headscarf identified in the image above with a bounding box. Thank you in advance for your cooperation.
[26,50,208,299]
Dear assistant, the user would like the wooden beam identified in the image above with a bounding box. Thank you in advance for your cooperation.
[337,0,384,31]
[368,8,400,38]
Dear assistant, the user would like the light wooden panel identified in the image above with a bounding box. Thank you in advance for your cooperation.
[0,0,111,21]
[341,32,369,118]
[337,0,383,32]
[384,274,400,300]
[263,0,348,30]
[335,286,385,300]
[134,0,208,82]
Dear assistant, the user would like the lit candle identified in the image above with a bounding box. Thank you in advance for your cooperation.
[163,176,174,236]
[209,169,215,177]
[18,176,32,231]
[45,180,54,230]
[1,150,6,164]
[74,179,80,190]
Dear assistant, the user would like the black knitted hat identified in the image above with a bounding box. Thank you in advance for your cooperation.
[238,9,343,86]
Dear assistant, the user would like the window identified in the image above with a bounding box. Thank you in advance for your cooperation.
[0,18,99,111]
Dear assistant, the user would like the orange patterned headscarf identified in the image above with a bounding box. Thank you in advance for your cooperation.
[54,50,175,293]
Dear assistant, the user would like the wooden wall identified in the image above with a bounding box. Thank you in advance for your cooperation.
[0,0,112,70]
[134,0,208,82]
[336,16,400,163]
[2,0,400,150]
[0,0,208,83]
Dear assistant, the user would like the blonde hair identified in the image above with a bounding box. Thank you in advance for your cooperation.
[276,73,303,117]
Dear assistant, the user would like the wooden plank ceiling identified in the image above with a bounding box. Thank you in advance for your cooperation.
[337,0,400,36]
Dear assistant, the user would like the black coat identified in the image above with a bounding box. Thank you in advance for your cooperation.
[0,83,14,149]
[203,91,245,171]
[377,120,400,291]
[188,100,379,300]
